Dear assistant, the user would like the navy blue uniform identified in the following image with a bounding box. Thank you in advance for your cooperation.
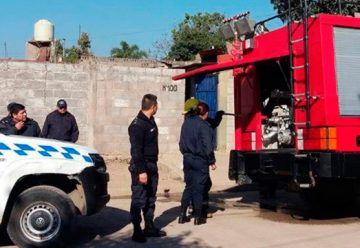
[128,111,159,226]
[203,111,223,205]
[41,110,79,142]
[207,110,224,129]
[179,115,215,212]
[0,116,41,137]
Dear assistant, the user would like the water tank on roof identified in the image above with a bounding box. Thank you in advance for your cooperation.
[34,19,54,42]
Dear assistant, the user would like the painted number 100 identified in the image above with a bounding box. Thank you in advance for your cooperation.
[162,84,178,92]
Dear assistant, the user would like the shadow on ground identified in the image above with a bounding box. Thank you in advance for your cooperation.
[69,207,130,247]
[0,227,12,247]
[70,205,218,248]
[69,205,221,248]
[209,183,360,224]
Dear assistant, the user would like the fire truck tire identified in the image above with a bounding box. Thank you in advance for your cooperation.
[7,185,76,248]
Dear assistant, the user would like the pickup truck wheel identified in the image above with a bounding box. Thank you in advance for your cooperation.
[7,186,76,248]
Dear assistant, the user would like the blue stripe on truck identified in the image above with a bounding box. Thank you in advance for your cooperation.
[0,142,93,163]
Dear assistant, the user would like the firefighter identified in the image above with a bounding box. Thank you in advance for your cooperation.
[179,97,199,222]
[184,98,224,218]
[181,98,224,219]
[179,102,216,225]
[182,97,199,119]
[182,97,224,124]
[183,97,224,124]
[128,94,166,243]
[202,108,223,218]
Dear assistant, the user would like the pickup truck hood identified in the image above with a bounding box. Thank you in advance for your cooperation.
[2,135,97,153]
[0,134,98,164]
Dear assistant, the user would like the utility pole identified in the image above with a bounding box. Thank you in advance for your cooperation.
[62,38,66,59]
[338,0,342,15]
[78,24,81,41]
[4,42,7,58]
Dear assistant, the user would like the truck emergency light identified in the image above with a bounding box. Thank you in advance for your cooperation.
[220,23,235,40]
[220,11,253,41]
[233,18,255,38]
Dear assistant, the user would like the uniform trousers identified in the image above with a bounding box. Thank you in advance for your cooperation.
[129,162,158,225]
[180,154,210,211]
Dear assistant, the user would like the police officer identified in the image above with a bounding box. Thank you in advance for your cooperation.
[178,102,216,225]
[0,102,18,123]
[0,103,41,137]
[128,94,166,243]
[41,99,79,142]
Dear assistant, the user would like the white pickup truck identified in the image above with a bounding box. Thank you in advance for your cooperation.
[0,133,110,247]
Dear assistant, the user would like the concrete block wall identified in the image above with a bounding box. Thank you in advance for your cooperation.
[0,60,185,156]
[217,70,235,152]
[93,63,185,155]
[0,61,91,144]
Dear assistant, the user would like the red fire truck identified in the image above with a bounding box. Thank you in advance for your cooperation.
[173,12,360,198]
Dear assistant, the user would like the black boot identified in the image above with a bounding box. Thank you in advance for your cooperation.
[201,203,213,218]
[178,206,191,224]
[143,221,167,237]
[132,224,146,243]
[194,208,206,225]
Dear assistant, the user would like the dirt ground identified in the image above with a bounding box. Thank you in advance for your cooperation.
[104,151,235,198]
[104,155,185,198]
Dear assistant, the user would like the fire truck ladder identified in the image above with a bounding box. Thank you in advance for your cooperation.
[287,0,311,127]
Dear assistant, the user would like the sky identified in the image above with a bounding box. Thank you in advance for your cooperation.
[0,0,282,59]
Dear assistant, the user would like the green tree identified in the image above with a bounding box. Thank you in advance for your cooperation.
[78,32,91,56]
[168,12,226,61]
[271,0,360,22]
[152,33,172,60]
[64,46,81,63]
[110,41,148,59]
[54,40,64,60]
[62,32,92,63]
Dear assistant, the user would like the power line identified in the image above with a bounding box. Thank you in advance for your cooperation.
[63,27,170,42]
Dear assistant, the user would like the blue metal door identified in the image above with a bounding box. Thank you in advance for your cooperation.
[195,74,218,119]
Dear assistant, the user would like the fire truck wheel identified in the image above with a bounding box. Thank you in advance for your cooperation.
[7,185,76,248]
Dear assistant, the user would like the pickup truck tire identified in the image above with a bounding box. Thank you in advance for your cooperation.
[7,185,76,248]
